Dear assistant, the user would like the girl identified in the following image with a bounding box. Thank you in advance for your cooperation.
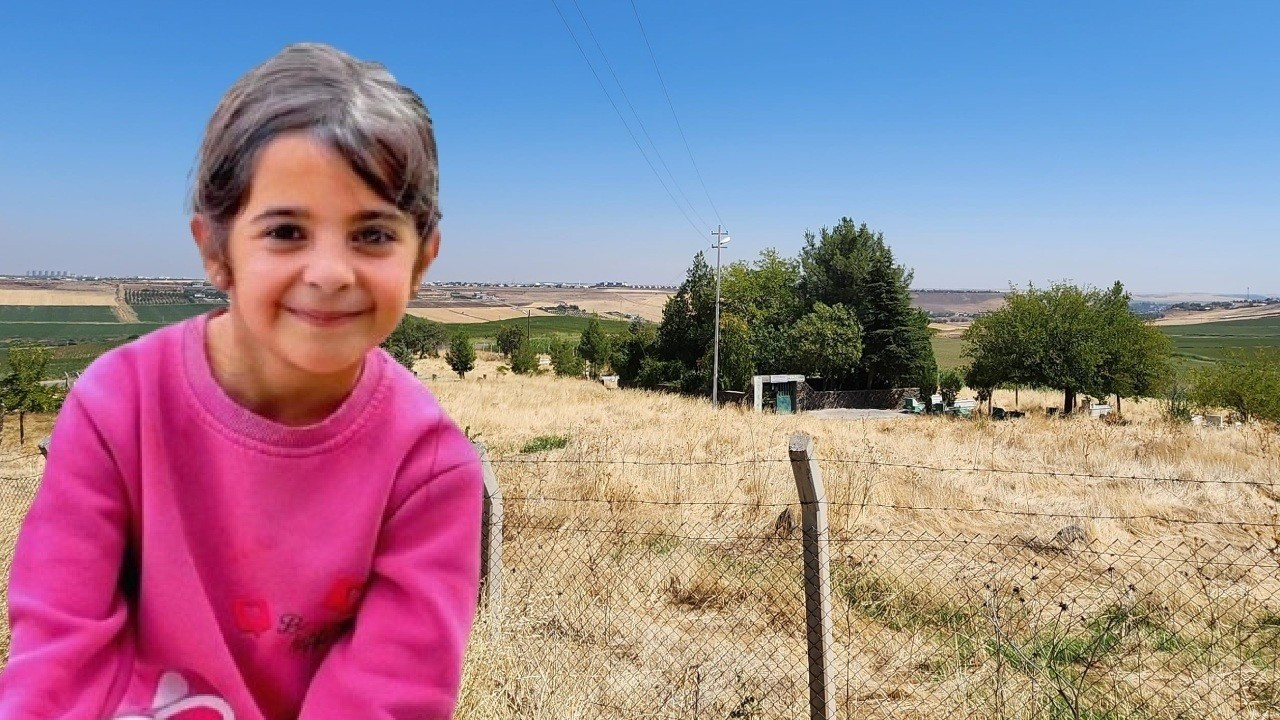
[0,44,482,719]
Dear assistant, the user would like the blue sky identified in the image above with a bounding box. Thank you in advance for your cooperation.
[1,1,1277,294]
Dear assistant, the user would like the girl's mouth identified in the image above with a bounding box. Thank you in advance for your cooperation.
[285,307,368,327]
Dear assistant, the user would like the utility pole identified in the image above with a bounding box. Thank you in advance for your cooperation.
[711,225,731,408]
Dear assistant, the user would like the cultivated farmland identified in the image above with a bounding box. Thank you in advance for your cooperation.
[1162,316,1280,366]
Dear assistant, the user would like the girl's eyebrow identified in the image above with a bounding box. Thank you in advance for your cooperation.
[249,206,408,224]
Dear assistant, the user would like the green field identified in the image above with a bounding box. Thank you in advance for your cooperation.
[1162,316,1280,366]
[0,305,118,322]
[931,336,966,371]
[444,315,630,343]
[0,312,631,379]
[0,322,165,343]
[130,303,226,322]
[932,317,1280,373]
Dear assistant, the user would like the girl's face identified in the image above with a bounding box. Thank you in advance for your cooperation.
[195,132,437,379]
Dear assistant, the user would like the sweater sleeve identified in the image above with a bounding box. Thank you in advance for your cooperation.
[297,435,484,720]
[0,391,135,719]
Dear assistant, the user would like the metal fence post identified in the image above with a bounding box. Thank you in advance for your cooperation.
[788,433,836,720]
[474,442,503,616]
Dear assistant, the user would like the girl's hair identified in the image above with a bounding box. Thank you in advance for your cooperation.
[190,43,440,261]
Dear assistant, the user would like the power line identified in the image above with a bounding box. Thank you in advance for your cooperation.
[569,0,711,230]
[629,0,725,228]
[548,0,707,241]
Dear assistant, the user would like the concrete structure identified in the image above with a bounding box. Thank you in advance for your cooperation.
[752,374,806,414]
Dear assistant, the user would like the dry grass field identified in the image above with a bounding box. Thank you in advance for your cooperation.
[1,362,1277,718]
[406,306,556,324]
[0,287,116,306]
[1153,304,1280,326]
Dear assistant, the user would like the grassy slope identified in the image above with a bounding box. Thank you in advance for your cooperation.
[443,315,630,341]
[0,306,118,322]
[130,303,226,323]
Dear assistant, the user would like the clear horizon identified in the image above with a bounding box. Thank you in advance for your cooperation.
[2,2,1277,295]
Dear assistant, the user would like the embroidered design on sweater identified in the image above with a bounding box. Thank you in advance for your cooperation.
[231,598,272,637]
[232,577,366,653]
[113,670,234,719]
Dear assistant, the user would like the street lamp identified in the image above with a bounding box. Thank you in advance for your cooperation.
[711,225,730,408]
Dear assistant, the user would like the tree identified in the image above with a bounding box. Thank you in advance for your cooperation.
[577,314,613,379]
[386,342,417,372]
[445,332,476,379]
[702,313,755,394]
[787,302,863,387]
[721,249,803,375]
[1093,281,1173,413]
[549,338,587,377]
[798,219,936,389]
[656,252,716,372]
[1190,349,1280,423]
[612,319,658,387]
[416,320,448,358]
[0,342,65,443]
[510,337,538,375]
[382,315,447,359]
[496,325,529,359]
[962,282,1172,414]
[938,368,964,407]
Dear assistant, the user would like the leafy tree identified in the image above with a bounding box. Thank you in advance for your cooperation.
[701,313,755,394]
[656,252,716,371]
[577,314,613,379]
[797,219,936,389]
[445,332,476,379]
[386,342,417,372]
[495,325,529,359]
[416,320,448,358]
[938,368,964,407]
[1093,281,1173,412]
[787,302,862,387]
[0,342,65,443]
[963,282,1172,413]
[382,315,447,359]
[549,338,587,377]
[721,249,804,375]
[1190,349,1280,423]
[612,319,658,387]
[510,337,538,375]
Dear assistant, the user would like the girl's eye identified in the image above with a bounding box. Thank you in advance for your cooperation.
[356,227,397,245]
[265,224,305,241]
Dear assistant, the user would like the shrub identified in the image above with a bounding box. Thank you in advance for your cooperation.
[520,434,570,453]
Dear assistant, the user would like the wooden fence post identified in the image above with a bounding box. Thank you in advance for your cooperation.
[788,433,836,720]
[474,442,503,617]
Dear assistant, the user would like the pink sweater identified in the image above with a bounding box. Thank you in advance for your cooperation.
[0,311,483,719]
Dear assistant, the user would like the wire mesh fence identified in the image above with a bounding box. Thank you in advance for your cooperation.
[476,446,1280,719]
[2,438,1279,719]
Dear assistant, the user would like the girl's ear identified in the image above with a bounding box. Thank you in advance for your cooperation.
[410,227,441,295]
[191,215,231,291]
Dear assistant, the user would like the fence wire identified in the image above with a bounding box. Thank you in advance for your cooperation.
[2,447,1278,719]
[479,454,1280,720]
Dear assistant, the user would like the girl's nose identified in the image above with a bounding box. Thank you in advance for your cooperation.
[302,239,356,293]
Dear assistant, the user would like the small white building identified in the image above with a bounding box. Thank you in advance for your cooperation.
[750,374,806,414]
